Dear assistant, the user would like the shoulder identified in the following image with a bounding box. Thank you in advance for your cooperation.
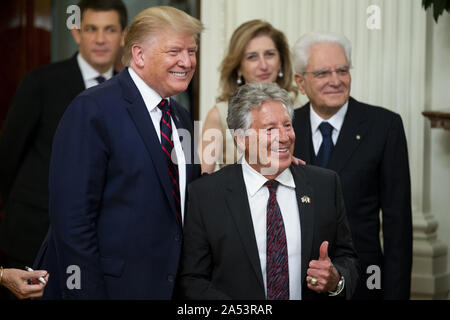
[189,164,239,191]
[215,100,228,112]
[64,77,123,119]
[14,57,77,91]
[291,164,338,187]
[293,102,310,118]
[203,105,222,129]
[296,163,337,178]
[27,56,78,80]
[350,97,401,123]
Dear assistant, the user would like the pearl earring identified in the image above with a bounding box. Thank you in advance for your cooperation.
[278,71,284,78]
[236,76,243,85]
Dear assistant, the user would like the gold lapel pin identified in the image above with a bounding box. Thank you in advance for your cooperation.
[356,135,361,140]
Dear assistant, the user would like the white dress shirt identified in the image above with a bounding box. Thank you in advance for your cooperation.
[310,102,348,155]
[77,53,114,89]
[241,158,302,300]
[128,67,187,222]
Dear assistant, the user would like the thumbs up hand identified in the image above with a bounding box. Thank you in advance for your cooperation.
[306,241,341,293]
[319,240,330,261]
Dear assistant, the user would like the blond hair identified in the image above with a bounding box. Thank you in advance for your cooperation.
[122,6,204,66]
[218,19,297,102]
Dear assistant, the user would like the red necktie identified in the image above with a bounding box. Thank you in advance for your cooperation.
[265,180,289,300]
[157,99,182,224]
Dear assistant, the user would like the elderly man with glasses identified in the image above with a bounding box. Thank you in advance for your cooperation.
[291,32,412,300]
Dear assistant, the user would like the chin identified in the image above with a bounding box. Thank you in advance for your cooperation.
[261,155,292,176]
[167,85,189,97]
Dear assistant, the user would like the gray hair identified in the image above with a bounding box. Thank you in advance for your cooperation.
[292,31,352,74]
[227,82,294,132]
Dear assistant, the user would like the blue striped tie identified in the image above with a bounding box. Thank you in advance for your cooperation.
[157,99,182,225]
[265,180,289,300]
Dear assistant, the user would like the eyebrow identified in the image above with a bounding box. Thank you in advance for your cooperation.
[83,24,119,29]
[245,48,276,54]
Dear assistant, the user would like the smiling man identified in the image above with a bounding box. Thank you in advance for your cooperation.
[33,6,203,299]
[178,83,359,300]
[291,32,412,299]
[72,3,126,75]
[0,0,127,278]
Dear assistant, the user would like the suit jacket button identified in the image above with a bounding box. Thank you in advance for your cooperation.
[167,274,175,282]
[175,234,181,242]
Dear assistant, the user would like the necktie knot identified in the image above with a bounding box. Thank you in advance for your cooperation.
[319,122,333,138]
[95,75,106,84]
[157,99,169,112]
[265,180,279,195]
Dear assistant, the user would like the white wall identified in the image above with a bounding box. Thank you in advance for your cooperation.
[427,11,450,298]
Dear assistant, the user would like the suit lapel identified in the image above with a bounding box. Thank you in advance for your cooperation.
[225,165,265,293]
[120,70,179,223]
[291,165,314,286]
[327,97,368,173]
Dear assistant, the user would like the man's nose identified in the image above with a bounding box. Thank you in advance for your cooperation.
[329,71,341,86]
[178,51,193,68]
[95,30,106,44]
[279,127,290,142]
[272,127,290,144]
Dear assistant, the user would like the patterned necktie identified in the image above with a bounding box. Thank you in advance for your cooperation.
[95,75,106,84]
[265,180,289,300]
[316,122,334,167]
[157,99,182,225]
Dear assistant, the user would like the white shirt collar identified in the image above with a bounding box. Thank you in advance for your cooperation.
[310,101,348,133]
[128,67,168,111]
[242,157,296,198]
[77,53,113,84]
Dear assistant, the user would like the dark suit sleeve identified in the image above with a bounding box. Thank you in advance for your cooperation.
[379,114,412,299]
[330,171,361,299]
[178,183,231,300]
[48,95,109,299]
[0,72,42,200]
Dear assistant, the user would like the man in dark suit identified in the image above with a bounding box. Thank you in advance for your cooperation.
[178,83,359,300]
[0,0,127,270]
[291,32,412,299]
[33,6,203,299]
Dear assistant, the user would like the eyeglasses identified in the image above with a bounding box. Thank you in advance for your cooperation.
[303,66,351,79]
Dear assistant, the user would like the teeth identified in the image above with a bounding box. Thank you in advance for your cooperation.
[170,72,187,77]
[276,149,288,152]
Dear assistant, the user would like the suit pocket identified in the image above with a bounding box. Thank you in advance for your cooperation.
[100,257,125,277]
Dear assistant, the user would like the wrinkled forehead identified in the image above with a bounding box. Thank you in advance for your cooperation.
[250,101,292,126]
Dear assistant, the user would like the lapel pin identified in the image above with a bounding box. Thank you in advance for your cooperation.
[356,135,361,140]
[301,195,311,204]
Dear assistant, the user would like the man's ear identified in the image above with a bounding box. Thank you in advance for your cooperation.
[71,28,81,45]
[234,133,246,152]
[294,73,307,95]
[131,44,145,68]
[120,27,127,47]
